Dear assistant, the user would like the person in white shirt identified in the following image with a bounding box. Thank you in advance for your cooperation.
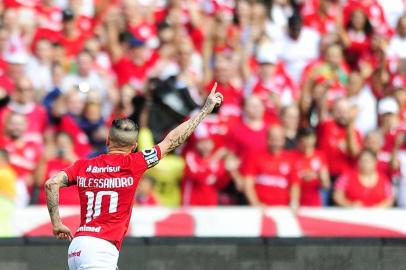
[387,15,406,59]
[347,72,377,135]
[276,13,320,83]
[26,39,54,95]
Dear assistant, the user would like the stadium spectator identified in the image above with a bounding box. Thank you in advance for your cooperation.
[77,99,107,155]
[347,71,377,135]
[243,125,299,207]
[0,76,48,143]
[181,126,228,206]
[333,149,394,207]
[226,95,268,163]
[317,98,362,180]
[136,175,158,206]
[36,132,79,205]
[281,104,300,149]
[25,39,54,96]
[0,112,42,206]
[294,127,330,206]
[277,13,320,83]
[0,148,16,236]
[249,45,297,124]
[44,89,91,159]
[363,130,401,179]
[387,14,406,60]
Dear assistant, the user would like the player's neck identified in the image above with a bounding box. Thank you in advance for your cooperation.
[107,146,132,155]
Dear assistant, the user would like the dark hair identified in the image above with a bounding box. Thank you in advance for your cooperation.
[347,9,373,36]
[297,127,316,139]
[288,12,303,30]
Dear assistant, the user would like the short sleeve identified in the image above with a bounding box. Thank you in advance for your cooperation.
[63,161,81,186]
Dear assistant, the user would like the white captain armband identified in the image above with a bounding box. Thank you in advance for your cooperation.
[142,148,159,168]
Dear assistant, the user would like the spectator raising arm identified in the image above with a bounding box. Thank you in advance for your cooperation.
[158,83,223,157]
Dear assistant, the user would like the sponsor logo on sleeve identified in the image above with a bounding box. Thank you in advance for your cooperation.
[142,148,159,168]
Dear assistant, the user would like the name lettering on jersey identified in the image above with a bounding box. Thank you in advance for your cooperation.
[77,176,134,188]
[77,225,101,233]
[85,165,121,173]
[142,148,159,168]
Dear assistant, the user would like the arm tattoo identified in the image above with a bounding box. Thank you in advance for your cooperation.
[166,98,214,153]
[45,172,68,226]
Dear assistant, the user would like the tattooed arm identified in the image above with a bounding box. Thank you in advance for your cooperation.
[158,83,223,157]
[45,171,73,240]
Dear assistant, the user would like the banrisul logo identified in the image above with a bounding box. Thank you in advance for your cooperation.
[86,165,121,173]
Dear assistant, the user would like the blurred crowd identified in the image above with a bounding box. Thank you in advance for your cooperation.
[0,0,405,216]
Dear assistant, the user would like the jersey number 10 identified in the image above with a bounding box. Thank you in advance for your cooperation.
[85,191,118,223]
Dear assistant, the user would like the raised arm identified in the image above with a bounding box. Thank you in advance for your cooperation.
[45,171,73,240]
[158,83,223,156]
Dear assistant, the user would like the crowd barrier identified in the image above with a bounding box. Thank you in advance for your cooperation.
[8,207,406,237]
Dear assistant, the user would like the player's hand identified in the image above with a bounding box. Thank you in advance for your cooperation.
[53,223,73,241]
[203,82,223,113]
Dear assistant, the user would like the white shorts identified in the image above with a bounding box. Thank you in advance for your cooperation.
[68,236,119,270]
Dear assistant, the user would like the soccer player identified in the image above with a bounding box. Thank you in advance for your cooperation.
[45,84,223,270]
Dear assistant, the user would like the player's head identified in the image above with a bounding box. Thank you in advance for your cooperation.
[107,118,138,152]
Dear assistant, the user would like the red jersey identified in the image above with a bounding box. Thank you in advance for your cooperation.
[226,118,268,163]
[49,115,91,159]
[317,119,362,176]
[38,158,79,205]
[0,136,43,183]
[205,81,243,117]
[63,146,161,250]
[242,150,298,206]
[0,104,48,141]
[292,150,327,206]
[335,169,393,207]
[112,53,158,89]
[181,150,227,206]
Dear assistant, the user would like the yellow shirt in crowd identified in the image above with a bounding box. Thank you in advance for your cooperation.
[138,128,185,206]
[0,165,16,200]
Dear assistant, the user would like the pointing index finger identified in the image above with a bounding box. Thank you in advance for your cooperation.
[210,82,218,95]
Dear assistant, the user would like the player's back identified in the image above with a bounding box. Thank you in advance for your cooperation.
[63,147,160,249]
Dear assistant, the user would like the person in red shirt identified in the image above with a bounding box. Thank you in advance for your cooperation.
[293,127,330,207]
[243,125,300,207]
[0,76,48,143]
[135,175,158,206]
[250,48,297,124]
[0,112,43,206]
[363,130,401,179]
[45,89,91,159]
[333,149,394,207]
[303,0,338,34]
[36,132,79,205]
[338,8,374,70]
[44,84,223,269]
[226,95,268,164]
[317,98,362,179]
[181,126,227,206]
[106,10,158,93]
[205,56,244,117]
